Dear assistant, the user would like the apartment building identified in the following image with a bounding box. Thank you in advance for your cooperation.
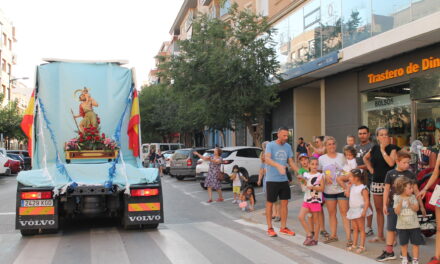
[0,8,17,105]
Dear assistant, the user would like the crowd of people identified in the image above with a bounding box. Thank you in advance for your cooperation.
[260,126,439,264]
[183,125,439,264]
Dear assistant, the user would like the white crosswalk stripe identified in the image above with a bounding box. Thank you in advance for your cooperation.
[150,228,212,264]
[90,228,131,264]
[13,235,61,264]
[195,221,298,264]
[234,219,378,264]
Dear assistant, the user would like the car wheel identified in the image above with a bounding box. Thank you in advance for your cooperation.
[239,168,249,181]
[176,176,185,180]
[200,182,207,190]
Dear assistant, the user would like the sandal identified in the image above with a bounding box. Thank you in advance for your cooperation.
[347,245,357,252]
[320,230,330,238]
[323,236,338,244]
[346,240,353,248]
[368,237,385,243]
[216,198,224,202]
[356,246,366,254]
[207,199,213,203]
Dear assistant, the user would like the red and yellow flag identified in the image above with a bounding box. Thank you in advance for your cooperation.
[127,89,140,157]
[20,90,35,157]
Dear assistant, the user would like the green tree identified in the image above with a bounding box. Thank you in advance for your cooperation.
[158,4,281,147]
[0,93,25,148]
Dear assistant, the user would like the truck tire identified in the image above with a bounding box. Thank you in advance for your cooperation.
[176,176,185,181]
[20,229,39,236]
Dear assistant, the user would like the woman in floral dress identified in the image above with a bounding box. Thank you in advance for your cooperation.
[194,147,224,203]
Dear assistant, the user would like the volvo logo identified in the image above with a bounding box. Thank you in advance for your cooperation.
[19,220,55,226]
[128,215,161,222]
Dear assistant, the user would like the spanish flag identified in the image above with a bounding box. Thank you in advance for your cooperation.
[127,89,140,157]
[20,90,35,157]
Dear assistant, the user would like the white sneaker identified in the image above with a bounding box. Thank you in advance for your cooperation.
[412,259,419,264]
[232,200,237,204]
[401,258,408,264]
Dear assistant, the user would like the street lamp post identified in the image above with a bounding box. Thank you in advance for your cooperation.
[8,76,29,102]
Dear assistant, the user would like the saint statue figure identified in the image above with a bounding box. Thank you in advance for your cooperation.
[73,87,99,133]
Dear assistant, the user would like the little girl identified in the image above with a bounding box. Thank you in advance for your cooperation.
[239,186,256,212]
[230,165,247,204]
[394,177,424,264]
[298,157,324,246]
[343,145,358,173]
[345,169,372,254]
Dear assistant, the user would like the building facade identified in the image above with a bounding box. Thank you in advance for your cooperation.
[0,8,17,105]
[267,0,440,152]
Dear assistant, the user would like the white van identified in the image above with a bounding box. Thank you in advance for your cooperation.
[141,143,184,166]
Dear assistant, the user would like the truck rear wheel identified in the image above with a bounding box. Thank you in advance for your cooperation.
[20,229,39,236]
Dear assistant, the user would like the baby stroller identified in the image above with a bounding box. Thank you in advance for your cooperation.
[417,168,438,237]
[411,140,438,237]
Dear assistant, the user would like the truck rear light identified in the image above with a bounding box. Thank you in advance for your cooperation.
[21,191,52,200]
[223,160,234,164]
[130,188,159,197]
[187,158,192,166]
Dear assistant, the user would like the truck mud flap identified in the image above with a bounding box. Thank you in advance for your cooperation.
[122,184,164,227]
[15,185,59,230]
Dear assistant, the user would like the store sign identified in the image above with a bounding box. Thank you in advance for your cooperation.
[364,95,410,111]
[367,56,440,84]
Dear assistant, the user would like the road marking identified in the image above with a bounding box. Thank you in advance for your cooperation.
[13,235,61,264]
[234,219,377,264]
[196,221,297,264]
[0,212,15,216]
[90,228,130,264]
[150,228,212,264]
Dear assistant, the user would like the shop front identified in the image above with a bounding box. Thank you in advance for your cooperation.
[359,44,440,153]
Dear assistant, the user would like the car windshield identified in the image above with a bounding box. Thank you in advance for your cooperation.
[170,144,182,150]
[173,150,190,160]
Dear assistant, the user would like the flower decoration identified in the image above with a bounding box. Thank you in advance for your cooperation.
[65,125,119,151]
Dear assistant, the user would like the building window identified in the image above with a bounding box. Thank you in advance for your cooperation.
[257,0,269,16]
[2,85,5,95]
[8,39,12,50]
[2,33,6,46]
[8,63,11,75]
[209,4,217,18]
[1,59,6,72]
[220,0,231,17]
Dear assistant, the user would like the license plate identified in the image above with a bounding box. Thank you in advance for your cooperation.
[21,200,53,207]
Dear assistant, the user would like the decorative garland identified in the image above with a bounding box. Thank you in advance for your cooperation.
[38,98,73,183]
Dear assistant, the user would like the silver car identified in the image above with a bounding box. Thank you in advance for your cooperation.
[170,147,208,180]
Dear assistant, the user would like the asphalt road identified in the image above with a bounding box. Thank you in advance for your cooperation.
[0,173,377,264]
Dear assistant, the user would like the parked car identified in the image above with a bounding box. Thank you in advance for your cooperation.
[7,153,25,171]
[195,146,262,189]
[141,143,184,167]
[170,147,208,180]
[7,157,21,174]
[7,150,31,170]
[0,152,11,175]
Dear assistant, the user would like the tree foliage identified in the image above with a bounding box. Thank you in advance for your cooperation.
[142,4,281,146]
[0,93,25,147]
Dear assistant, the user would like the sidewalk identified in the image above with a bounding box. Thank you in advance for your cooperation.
[241,188,436,264]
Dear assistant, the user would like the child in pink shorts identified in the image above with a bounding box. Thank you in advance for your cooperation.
[298,157,325,246]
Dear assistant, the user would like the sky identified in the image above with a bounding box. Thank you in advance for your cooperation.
[1,0,184,91]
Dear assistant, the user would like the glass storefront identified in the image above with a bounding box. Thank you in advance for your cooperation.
[361,80,440,152]
[361,84,412,148]
[273,0,440,75]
